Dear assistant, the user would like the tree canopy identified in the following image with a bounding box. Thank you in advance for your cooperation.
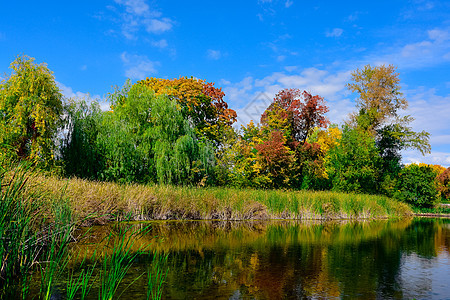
[0,55,63,167]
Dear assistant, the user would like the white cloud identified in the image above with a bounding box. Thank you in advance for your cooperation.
[120,52,158,80]
[207,49,222,60]
[145,18,173,33]
[222,67,353,127]
[151,39,168,49]
[285,0,293,8]
[113,0,173,39]
[57,82,109,111]
[403,150,450,168]
[284,66,298,72]
[326,28,343,38]
[394,87,450,167]
[115,0,149,15]
[374,27,450,68]
[277,55,286,62]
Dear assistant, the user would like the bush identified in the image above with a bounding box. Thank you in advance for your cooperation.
[394,164,439,208]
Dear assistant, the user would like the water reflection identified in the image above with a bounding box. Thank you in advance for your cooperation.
[69,218,450,299]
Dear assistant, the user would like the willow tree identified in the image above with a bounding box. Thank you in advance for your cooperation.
[96,82,214,185]
[0,55,63,167]
[149,95,215,185]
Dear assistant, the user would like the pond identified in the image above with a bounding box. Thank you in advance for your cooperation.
[31,218,450,299]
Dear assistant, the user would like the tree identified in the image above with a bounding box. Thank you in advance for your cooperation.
[261,89,329,144]
[347,64,407,131]
[438,167,450,200]
[394,164,439,208]
[327,126,381,193]
[347,64,430,155]
[138,77,237,147]
[255,130,295,188]
[61,98,103,179]
[0,55,63,167]
[99,82,215,185]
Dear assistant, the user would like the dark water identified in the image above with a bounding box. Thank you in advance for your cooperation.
[37,218,450,299]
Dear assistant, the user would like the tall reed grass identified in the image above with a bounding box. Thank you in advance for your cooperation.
[27,175,413,224]
[0,162,44,299]
[1,163,169,299]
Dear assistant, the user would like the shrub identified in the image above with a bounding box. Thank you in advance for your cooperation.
[394,164,439,208]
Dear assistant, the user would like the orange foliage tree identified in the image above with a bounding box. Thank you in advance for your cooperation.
[138,77,237,146]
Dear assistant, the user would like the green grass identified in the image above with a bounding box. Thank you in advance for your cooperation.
[0,162,44,299]
[413,206,450,215]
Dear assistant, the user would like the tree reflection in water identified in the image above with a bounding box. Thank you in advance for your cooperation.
[69,218,450,299]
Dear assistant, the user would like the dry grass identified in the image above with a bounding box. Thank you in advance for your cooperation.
[24,174,413,225]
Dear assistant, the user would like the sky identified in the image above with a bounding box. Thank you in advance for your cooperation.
[1,0,450,167]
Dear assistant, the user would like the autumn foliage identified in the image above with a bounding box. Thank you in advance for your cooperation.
[261,89,329,143]
[1,55,445,207]
[138,77,237,146]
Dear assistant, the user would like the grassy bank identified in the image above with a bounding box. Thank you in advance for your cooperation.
[24,174,412,224]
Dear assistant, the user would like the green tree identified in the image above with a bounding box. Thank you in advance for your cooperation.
[61,98,103,179]
[327,126,381,193]
[149,93,215,185]
[95,82,214,185]
[0,55,63,167]
[394,164,439,208]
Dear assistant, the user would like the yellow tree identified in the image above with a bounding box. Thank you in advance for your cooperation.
[0,55,63,167]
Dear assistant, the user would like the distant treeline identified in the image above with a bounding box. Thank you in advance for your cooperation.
[1,55,449,207]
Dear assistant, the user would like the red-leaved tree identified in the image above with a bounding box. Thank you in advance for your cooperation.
[261,89,330,143]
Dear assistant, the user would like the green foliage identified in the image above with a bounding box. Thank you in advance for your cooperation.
[0,55,63,168]
[149,94,215,185]
[61,98,103,179]
[394,164,439,208]
[327,126,381,194]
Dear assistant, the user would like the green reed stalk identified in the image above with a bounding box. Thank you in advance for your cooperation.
[147,251,168,300]
[66,251,97,300]
[99,224,151,300]
[0,162,43,299]
[39,192,76,300]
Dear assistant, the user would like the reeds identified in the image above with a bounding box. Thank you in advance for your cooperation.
[99,224,151,300]
[24,174,413,224]
[147,251,168,300]
[66,251,97,300]
[0,162,43,299]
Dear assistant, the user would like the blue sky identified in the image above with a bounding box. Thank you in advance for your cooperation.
[1,0,450,166]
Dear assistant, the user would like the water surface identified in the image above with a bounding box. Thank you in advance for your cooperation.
[47,218,450,299]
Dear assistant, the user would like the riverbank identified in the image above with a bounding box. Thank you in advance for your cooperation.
[413,203,450,218]
[23,173,412,224]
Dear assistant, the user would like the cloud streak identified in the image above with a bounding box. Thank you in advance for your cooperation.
[113,0,173,39]
[326,28,343,37]
[120,52,158,80]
